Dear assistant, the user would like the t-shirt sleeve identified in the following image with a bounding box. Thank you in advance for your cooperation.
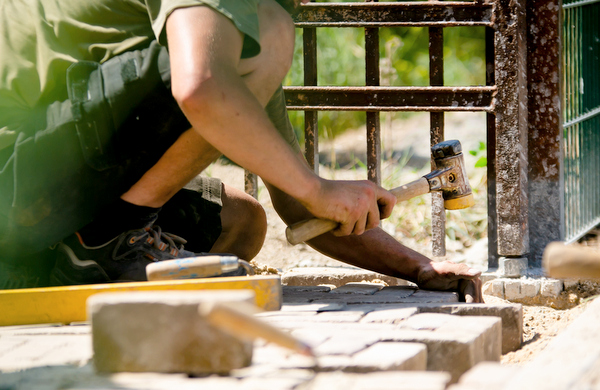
[145,0,261,57]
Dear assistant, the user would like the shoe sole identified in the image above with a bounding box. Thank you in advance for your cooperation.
[49,243,111,286]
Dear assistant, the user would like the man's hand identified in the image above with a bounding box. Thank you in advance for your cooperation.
[299,178,396,237]
[417,261,484,303]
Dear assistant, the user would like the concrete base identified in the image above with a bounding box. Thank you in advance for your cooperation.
[498,257,528,278]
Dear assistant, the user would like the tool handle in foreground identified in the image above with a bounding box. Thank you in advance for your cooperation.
[543,242,600,279]
[201,301,314,356]
[285,177,430,245]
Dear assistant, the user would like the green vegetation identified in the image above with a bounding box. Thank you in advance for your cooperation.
[283,26,486,140]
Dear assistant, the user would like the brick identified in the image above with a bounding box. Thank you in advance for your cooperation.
[360,307,419,324]
[301,371,450,390]
[348,342,427,372]
[448,362,520,390]
[281,267,406,288]
[541,279,563,297]
[519,279,541,298]
[330,282,384,295]
[281,302,347,312]
[386,314,501,383]
[314,332,382,355]
[418,303,523,354]
[503,279,523,300]
[88,291,255,375]
[0,334,91,372]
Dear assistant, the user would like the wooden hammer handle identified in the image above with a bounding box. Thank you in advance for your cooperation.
[543,242,600,279]
[286,177,430,245]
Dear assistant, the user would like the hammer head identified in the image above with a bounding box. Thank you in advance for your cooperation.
[428,140,474,210]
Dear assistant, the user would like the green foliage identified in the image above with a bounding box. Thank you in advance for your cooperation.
[469,141,487,168]
[283,18,486,142]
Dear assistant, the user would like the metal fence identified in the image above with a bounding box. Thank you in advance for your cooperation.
[563,0,600,242]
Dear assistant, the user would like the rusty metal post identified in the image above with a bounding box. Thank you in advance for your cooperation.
[365,0,381,186]
[429,26,446,257]
[526,0,564,267]
[244,170,259,199]
[486,25,499,269]
[494,0,530,273]
[303,27,319,174]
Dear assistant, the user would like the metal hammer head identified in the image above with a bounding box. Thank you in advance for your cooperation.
[427,140,474,210]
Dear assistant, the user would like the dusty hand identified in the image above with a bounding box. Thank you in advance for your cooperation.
[417,260,484,303]
[300,178,396,237]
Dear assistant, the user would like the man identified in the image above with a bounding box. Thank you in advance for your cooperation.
[0,0,482,302]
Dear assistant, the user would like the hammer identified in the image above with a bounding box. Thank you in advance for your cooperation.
[286,139,475,245]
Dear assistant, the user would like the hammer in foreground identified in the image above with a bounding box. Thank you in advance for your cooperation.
[286,139,475,245]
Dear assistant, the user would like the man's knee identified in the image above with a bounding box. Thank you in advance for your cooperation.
[258,0,296,76]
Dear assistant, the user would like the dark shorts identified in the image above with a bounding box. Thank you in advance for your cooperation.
[0,42,223,258]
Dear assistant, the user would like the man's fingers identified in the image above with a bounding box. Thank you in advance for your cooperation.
[377,189,396,220]
[459,278,484,303]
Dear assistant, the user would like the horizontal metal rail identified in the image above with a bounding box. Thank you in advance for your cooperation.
[283,86,496,112]
[293,2,494,27]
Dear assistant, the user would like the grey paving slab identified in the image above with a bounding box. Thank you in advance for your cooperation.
[359,307,419,324]
[502,297,600,390]
[313,332,382,355]
[282,267,406,288]
[330,283,384,295]
[417,303,523,353]
[447,362,521,390]
[280,302,347,312]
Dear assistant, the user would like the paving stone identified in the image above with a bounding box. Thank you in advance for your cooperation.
[541,279,563,297]
[280,302,346,312]
[503,279,522,300]
[359,307,419,324]
[519,279,541,298]
[382,314,501,383]
[314,332,383,355]
[0,334,92,372]
[330,282,384,295]
[503,297,600,390]
[88,291,255,375]
[417,303,523,353]
[447,362,520,390]
[282,267,406,288]
[260,311,364,325]
[297,371,451,390]
[348,342,427,372]
[283,286,332,293]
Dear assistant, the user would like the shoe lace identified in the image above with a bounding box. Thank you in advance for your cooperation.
[129,226,188,257]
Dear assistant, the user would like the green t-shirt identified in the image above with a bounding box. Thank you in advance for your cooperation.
[0,0,260,151]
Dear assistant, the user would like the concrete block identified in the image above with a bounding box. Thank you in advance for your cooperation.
[503,279,523,300]
[299,371,451,390]
[348,342,427,372]
[88,291,255,375]
[360,307,419,324]
[448,362,520,390]
[282,267,406,288]
[418,304,523,354]
[314,332,382,355]
[330,282,384,295]
[281,302,346,312]
[498,257,528,277]
[387,313,501,383]
[480,270,499,285]
[519,279,541,298]
[541,279,563,297]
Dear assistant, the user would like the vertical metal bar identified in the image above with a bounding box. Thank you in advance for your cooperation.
[304,27,319,175]
[429,26,446,257]
[486,25,499,269]
[494,0,530,259]
[365,0,381,186]
[244,170,259,199]
[525,0,563,266]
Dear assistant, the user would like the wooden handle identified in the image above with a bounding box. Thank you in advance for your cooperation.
[200,301,314,356]
[543,242,600,279]
[146,256,238,281]
[285,177,430,245]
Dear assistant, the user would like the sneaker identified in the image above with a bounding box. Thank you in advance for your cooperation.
[49,226,197,285]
